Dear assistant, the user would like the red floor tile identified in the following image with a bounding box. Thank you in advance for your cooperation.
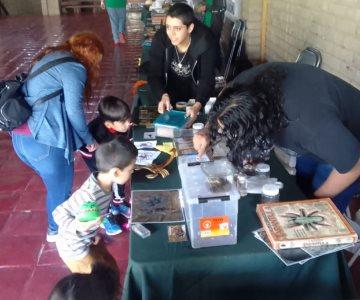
[0,174,31,193]
[20,265,69,300]
[14,190,47,212]
[0,236,43,267]
[0,152,33,175]
[2,211,47,237]
[0,213,10,233]
[0,191,21,213]
[0,267,33,300]
[24,174,46,192]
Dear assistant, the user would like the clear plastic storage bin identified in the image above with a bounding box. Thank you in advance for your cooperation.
[178,156,239,248]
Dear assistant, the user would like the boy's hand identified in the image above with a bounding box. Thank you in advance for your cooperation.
[76,216,102,232]
[86,143,97,152]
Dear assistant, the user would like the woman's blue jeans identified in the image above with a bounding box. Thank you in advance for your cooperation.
[296,155,360,213]
[12,134,74,232]
[107,7,126,42]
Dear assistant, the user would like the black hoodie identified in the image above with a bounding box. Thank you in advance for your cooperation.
[148,19,216,107]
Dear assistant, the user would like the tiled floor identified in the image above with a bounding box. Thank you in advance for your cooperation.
[0,12,143,300]
[1,11,360,300]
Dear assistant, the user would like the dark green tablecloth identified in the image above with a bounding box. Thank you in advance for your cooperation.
[123,127,357,300]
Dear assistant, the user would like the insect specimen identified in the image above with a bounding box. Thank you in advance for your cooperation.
[282,209,329,231]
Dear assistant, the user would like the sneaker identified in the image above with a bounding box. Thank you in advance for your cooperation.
[119,33,126,44]
[46,229,58,243]
[110,204,131,219]
[100,215,122,236]
[112,196,125,206]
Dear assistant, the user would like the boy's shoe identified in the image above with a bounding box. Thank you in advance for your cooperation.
[46,228,58,243]
[112,196,125,206]
[109,204,131,219]
[100,215,122,236]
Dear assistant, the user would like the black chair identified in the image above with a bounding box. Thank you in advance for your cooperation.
[295,47,322,68]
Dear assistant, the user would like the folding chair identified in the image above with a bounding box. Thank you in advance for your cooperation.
[295,47,322,68]
[215,18,248,91]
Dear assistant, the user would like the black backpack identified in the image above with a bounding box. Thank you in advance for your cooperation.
[0,57,77,131]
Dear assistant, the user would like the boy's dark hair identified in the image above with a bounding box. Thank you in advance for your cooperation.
[48,263,119,300]
[98,96,131,123]
[95,136,138,172]
[167,3,195,26]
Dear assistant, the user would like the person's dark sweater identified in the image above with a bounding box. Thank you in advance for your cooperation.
[148,19,216,107]
[79,116,129,172]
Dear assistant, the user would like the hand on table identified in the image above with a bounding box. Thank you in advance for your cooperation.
[158,93,172,114]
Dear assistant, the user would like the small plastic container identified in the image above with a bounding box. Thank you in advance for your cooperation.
[255,163,270,178]
[236,173,248,197]
[175,101,187,111]
[261,183,280,203]
[192,122,204,133]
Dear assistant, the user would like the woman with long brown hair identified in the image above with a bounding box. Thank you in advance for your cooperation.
[11,32,104,242]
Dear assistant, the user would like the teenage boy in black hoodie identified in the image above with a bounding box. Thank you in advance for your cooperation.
[148,3,216,127]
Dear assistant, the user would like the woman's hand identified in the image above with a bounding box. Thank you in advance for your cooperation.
[185,102,202,128]
[86,143,97,152]
[158,93,172,114]
[76,216,102,232]
[100,0,105,9]
[193,127,210,159]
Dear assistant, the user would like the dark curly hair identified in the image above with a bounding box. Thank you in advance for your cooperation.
[208,67,288,167]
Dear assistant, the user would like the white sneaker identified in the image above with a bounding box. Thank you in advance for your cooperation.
[46,229,58,243]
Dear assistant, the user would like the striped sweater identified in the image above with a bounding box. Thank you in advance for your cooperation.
[53,173,112,260]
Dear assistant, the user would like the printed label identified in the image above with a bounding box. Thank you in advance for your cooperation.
[200,216,230,238]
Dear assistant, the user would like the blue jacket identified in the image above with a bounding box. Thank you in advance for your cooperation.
[22,51,94,160]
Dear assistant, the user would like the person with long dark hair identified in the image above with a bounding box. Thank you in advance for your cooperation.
[11,32,104,242]
[194,62,360,212]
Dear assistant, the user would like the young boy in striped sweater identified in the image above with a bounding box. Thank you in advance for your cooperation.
[53,137,137,274]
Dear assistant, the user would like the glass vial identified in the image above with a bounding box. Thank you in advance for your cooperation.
[192,122,204,134]
[237,174,248,197]
[261,183,280,203]
[255,163,270,178]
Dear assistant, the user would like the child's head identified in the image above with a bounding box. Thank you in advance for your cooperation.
[99,96,132,133]
[48,263,119,300]
[95,137,138,185]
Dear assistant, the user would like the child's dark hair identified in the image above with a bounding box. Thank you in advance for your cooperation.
[98,96,131,123]
[48,263,119,300]
[167,3,195,26]
[95,137,138,172]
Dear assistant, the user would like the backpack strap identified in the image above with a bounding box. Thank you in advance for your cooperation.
[25,57,78,82]
[32,89,64,106]
[27,56,79,107]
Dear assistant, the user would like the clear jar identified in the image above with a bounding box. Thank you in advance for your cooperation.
[236,173,248,197]
[192,122,204,133]
[261,183,280,203]
[255,163,270,178]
